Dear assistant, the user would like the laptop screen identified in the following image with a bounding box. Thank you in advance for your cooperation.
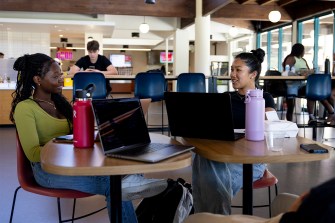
[165,92,239,140]
[91,98,151,154]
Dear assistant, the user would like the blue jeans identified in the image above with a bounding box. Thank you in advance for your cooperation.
[192,154,266,215]
[31,162,138,223]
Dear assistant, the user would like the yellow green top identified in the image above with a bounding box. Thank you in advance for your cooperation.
[14,97,70,162]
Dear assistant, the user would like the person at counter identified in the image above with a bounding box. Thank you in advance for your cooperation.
[192,48,275,215]
[68,40,118,97]
[10,53,168,222]
[283,43,335,125]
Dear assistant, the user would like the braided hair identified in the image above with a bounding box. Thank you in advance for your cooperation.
[10,53,73,131]
[234,48,265,82]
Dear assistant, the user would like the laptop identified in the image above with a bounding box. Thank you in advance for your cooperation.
[164,92,244,141]
[91,98,194,163]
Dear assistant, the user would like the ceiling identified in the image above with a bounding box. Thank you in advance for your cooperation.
[0,0,334,51]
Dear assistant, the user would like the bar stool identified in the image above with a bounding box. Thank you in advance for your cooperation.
[177,73,206,93]
[231,169,278,217]
[134,72,167,133]
[262,70,287,119]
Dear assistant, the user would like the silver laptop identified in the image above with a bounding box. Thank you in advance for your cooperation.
[91,98,194,163]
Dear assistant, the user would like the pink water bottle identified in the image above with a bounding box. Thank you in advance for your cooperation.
[245,89,265,141]
[73,89,94,148]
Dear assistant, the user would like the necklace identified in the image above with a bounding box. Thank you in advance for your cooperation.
[236,92,245,101]
[34,98,56,110]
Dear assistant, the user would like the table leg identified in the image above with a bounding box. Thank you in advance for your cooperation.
[110,175,122,223]
[242,164,253,215]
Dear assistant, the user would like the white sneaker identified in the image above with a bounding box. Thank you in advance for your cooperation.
[121,174,167,201]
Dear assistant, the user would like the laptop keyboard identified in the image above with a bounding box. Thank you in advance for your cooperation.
[115,143,170,156]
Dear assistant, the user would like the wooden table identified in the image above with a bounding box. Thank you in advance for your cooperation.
[217,75,335,80]
[41,133,192,223]
[181,136,332,215]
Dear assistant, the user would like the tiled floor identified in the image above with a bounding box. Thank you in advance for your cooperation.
[1,103,335,222]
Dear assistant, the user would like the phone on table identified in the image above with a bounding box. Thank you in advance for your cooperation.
[53,135,73,143]
[300,144,328,154]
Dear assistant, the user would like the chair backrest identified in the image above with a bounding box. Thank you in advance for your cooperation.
[263,70,287,98]
[134,72,166,102]
[306,74,331,100]
[16,133,39,190]
[72,72,107,100]
[177,73,206,93]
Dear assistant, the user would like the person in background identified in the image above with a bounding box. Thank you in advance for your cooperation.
[10,53,167,222]
[192,48,275,215]
[68,40,118,97]
[0,52,4,58]
[283,43,335,125]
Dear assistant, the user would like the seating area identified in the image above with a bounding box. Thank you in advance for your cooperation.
[1,112,335,222]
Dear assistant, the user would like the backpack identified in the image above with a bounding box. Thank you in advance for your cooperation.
[136,178,194,223]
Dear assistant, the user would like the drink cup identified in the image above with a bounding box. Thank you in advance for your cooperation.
[265,131,286,152]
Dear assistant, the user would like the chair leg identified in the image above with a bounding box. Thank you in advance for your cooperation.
[9,186,21,223]
[267,186,272,217]
[71,199,76,223]
[57,198,63,223]
[161,100,164,134]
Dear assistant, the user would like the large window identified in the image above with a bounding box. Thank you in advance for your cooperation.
[259,25,292,75]
[299,13,333,72]
[301,18,315,69]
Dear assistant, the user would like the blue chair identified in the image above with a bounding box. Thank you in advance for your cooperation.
[72,72,107,101]
[301,74,331,138]
[134,72,167,133]
[177,73,206,93]
[306,73,331,100]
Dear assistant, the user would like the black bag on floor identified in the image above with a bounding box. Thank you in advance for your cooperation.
[136,178,194,223]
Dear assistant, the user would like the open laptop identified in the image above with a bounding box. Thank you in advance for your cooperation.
[91,98,194,163]
[164,92,244,141]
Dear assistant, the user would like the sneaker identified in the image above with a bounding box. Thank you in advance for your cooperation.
[308,118,317,125]
[121,174,167,201]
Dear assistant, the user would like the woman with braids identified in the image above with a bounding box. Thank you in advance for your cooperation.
[192,49,275,215]
[10,53,167,222]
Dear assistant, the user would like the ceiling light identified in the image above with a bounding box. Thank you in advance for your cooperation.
[139,16,150,33]
[139,23,149,33]
[268,10,281,23]
[228,26,238,37]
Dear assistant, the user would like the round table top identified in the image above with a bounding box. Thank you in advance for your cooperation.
[182,136,332,164]
[41,133,192,176]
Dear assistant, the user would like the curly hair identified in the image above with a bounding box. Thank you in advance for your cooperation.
[10,53,73,131]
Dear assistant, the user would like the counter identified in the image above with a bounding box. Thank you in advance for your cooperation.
[0,87,73,125]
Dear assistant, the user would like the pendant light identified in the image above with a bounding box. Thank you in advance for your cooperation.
[139,16,150,33]
[268,4,281,24]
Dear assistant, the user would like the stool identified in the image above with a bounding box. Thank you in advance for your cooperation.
[231,169,278,217]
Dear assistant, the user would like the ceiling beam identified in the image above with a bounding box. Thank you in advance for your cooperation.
[0,0,195,18]
[285,1,335,20]
[235,0,253,4]
[257,0,276,6]
[203,0,233,16]
[212,3,292,21]
[277,0,298,7]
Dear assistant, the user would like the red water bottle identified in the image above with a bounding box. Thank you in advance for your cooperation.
[73,89,94,148]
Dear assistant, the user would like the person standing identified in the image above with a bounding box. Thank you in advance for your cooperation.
[69,40,118,97]
[192,48,275,215]
[283,43,335,125]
